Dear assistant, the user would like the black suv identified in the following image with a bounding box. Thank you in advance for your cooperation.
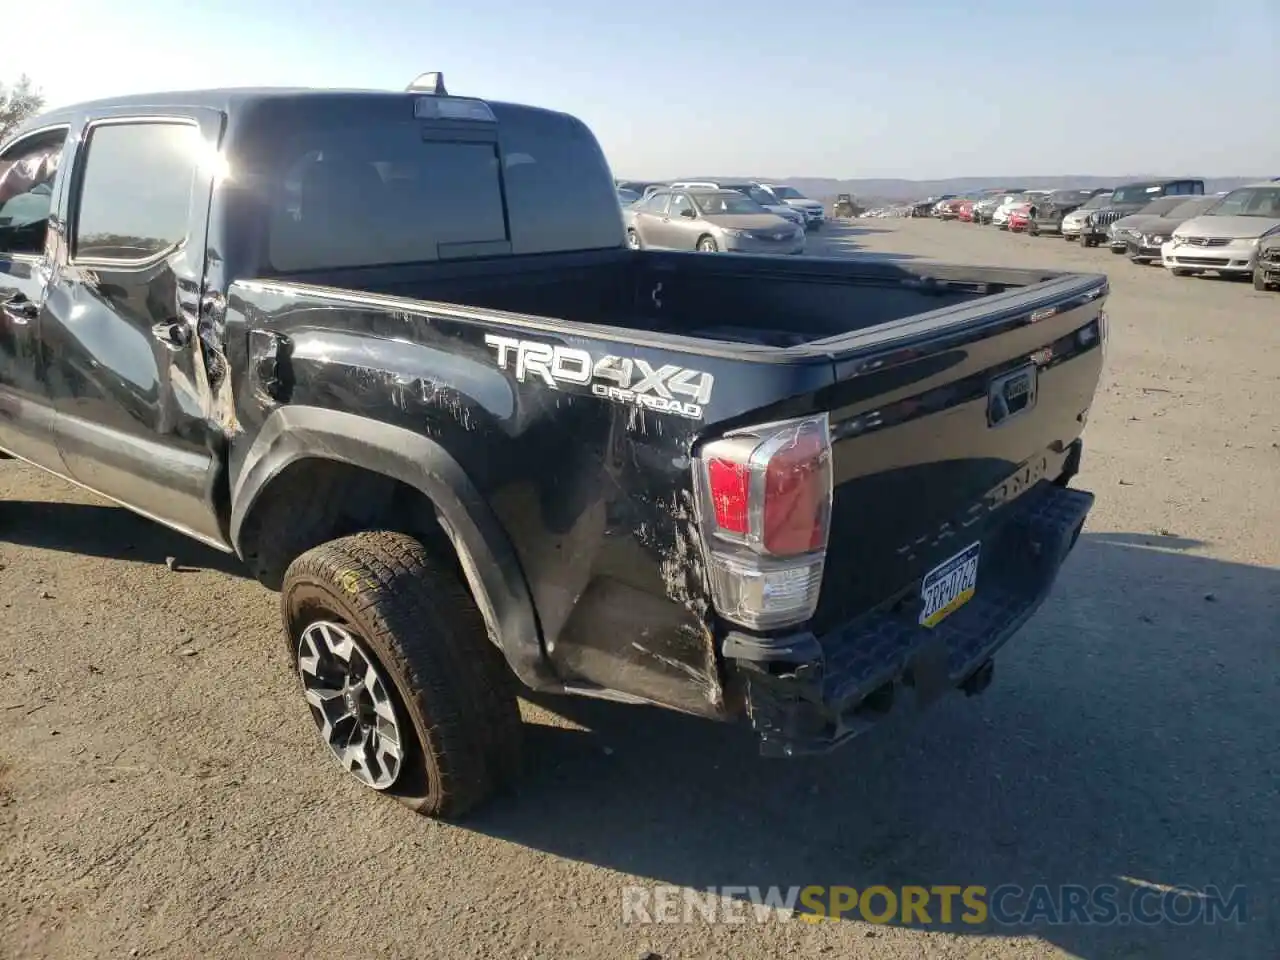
[1078,178,1205,247]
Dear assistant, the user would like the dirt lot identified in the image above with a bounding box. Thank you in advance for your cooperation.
[2,218,1276,960]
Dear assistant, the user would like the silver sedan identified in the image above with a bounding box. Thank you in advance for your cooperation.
[624,188,806,254]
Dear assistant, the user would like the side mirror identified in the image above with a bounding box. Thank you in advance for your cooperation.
[680,208,697,219]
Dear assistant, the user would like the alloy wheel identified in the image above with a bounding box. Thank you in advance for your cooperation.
[296,620,404,790]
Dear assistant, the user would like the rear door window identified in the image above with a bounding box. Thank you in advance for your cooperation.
[639,192,670,215]
[73,121,202,262]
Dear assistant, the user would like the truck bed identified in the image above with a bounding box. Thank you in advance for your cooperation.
[229,250,1107,724]
[263,248,1071,350]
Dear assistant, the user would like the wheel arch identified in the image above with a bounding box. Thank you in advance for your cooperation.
[230,405,556,689]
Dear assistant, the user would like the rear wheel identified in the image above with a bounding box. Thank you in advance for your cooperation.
[626,228,642,250]
[1255,266,1270,291]
[281,531,524,819]
[697,235,718,253]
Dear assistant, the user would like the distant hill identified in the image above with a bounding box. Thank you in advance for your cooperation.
[664,175,1266,202]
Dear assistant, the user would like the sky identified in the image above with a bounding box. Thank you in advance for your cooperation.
[11,0,1279,181]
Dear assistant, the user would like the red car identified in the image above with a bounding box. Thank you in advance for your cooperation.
[956,200,976,222]
[1007,203,1033,232]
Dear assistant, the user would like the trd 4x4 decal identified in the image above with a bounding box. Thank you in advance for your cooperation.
[484,334,714,420]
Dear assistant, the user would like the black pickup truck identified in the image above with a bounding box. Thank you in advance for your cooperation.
[0,79,1108,818]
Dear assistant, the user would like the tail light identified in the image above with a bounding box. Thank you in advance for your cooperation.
[692,413,833,630]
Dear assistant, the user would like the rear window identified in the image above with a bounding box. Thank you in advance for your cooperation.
[269,136,506,270]
[256,101,622,273]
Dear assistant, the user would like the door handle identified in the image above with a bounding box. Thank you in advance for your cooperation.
[151,319,193,349]
[1,294,38,325]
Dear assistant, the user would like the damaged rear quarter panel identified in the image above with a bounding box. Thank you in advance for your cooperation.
[224,281,835,720]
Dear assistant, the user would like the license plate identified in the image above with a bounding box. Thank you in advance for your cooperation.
[919,542,981,628]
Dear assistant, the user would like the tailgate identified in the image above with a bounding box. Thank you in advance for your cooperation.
[807,283,1107,633]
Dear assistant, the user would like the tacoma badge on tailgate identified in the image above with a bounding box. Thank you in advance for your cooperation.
[484,334,714,419]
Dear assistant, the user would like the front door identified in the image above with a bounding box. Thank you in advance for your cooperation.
[40,111,230,549]
[0,124,70,470]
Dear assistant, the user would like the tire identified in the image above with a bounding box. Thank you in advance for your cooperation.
[1170,268,1191,277]
[1255,267,1270,291]
[281,531,524,819]
[1081,236,1095,248]
[697,235,718,253]
[626,228,642,250]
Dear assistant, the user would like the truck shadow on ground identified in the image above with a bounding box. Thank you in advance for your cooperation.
[822,222,895,236]
[472,533,1274,959]
[811,223,921,261]
[0,499,248,578]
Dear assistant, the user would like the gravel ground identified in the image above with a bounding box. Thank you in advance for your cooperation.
[2,218,1276,960]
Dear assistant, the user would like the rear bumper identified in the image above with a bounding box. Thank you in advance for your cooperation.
[728,459,1092,757]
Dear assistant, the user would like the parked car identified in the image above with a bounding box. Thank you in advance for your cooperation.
[624,187,805,254]
[1255,234,1280,290]
[1122,195,1222,263]
[1161,181,1280,278]
[617,180,667,198]
[936,197,965,220]
[1061,192,1114,240]
[929,194,957,216]
[1030,188,1110,237]
[1077,178,1205,247]
[669,180,807,229]
[758,183,827,230]
[1105,195,1193,253]
[974,190,1026,225]
[0,79,1108,819]
[1008,203,1033,232]
[993,190,1052,229]
[957,199,976,222]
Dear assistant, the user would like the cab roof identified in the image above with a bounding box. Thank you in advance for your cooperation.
[18,87,571,138]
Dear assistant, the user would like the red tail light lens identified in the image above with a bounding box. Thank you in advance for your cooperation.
[763,429,830,555]
[706,458,750,535]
